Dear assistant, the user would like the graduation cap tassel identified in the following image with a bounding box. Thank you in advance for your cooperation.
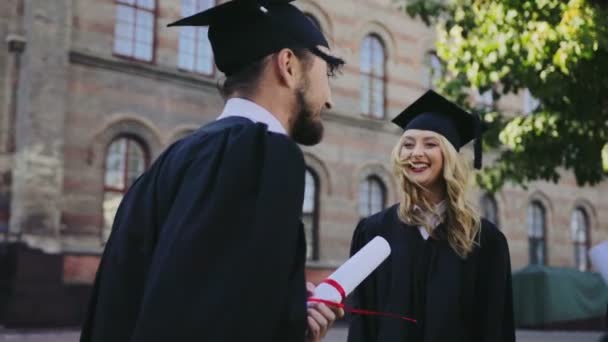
[474,113,483,170]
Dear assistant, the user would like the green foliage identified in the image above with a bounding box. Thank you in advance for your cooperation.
[403,0,608,191]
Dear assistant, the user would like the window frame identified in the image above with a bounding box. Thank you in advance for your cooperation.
[360,34,387,119]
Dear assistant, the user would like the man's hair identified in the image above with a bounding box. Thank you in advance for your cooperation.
[218,46,313,99]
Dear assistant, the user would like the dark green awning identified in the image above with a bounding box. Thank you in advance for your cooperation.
[513,265,608,326]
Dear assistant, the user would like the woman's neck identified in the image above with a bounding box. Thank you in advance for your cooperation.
[424,182,446,205]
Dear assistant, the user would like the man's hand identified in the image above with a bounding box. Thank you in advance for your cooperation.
[305,282,345,342]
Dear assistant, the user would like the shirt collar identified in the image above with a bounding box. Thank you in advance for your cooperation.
[416,200,447,240]
[217,98,287,135]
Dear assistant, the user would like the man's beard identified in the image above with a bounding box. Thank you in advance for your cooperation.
[291,81,324,146]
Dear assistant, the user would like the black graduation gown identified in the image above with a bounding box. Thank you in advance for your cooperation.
[347,204,515,342]
[80,117,308,342]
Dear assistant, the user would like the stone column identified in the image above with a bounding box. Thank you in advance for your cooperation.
[9,0,72,253]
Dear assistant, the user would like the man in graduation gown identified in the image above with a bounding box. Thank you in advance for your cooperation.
[80,1,345,341]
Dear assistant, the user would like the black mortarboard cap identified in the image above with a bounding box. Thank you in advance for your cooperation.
[167,0,344,76]
[392,90,485,169]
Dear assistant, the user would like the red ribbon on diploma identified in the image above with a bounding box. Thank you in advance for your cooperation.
[308,279,417,325]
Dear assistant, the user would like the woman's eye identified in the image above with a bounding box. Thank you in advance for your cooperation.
[403,143,414,149]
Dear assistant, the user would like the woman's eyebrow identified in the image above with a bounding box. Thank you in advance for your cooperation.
[422,136,439,142]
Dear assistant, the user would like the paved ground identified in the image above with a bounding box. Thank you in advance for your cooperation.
[0,326,605,342]
[324,325,606,341]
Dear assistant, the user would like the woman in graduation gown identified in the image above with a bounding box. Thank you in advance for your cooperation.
[347,90,515,342]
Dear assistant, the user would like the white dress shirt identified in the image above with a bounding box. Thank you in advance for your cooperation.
[216,98,287,135]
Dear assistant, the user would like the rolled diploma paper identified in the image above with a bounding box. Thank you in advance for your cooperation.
[312,236,391,303]
[589,240,608,285]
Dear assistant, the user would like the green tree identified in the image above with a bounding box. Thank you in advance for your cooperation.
[402,0,608,192]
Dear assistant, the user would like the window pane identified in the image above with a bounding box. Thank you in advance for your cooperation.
[117,0,135,6]
[369,179,384,214]
[134,42,152,60]
[135,27,153,45]
[358,180,370,217]
[372,102,383,119]
[103,191,124,242]
[136,10,153,29]
[302,168,318,261]
[198,0,215,11]
[197,27,211,55]
[196,56,214,75]
[523,88,540,115]
[104,139,127,189]
[571,209,588,242]
[179,52,195,71]
[126,141,145,186]
[372,39,385,76]
[575,244,588,271]
[116,5,135,24]
[115,20,134,40]
[303,170,316,214]
[529,238,545,265]
[537,240,545,265]
[114,37,133,56]
[571,208,589,271]
[196,31,212,56]
[137,0,155,10]
[182,0,196,15]
[181,27,196,40]
[481,195,498,225]
[528,202,546,265]
[179,34,195,55]
[428,53,442,88]
[477,89,493,107]
[302,213,314,260]
[527,203,544,238]
[360,75,371,114]
[372,79,384,118]
[360,37,372,73]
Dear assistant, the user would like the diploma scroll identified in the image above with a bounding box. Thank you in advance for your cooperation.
[311,236,391,303]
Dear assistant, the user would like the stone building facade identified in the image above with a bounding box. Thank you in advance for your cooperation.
[0,0,606,326]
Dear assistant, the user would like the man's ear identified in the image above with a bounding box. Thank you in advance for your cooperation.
[275,48,300,89]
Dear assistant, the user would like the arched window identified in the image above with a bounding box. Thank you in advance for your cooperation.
[571,208,590,271]
[424,51,442,89]
[302,168,320,260]
[360,35,386,119]
[103,137,148,241]
[178,0,215,75]
[358,176,386,218]
[527,201,547,265]
[113,0,157,62]
[480,193,499,226]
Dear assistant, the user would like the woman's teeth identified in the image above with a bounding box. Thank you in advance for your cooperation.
[409,163,428,171]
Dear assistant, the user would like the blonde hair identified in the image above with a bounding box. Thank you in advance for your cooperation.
[391,132,481,258]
